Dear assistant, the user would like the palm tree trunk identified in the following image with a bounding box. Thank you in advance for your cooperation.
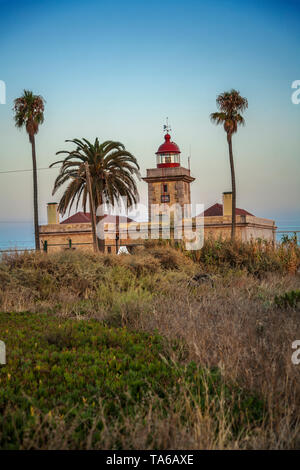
[85,162,98,253]
[31,135,40,250]
[89,192,99,253]
[96,193,105,253]
[227,135,236,240]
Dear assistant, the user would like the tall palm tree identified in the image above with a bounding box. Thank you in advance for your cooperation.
[51,138,140,252]
[211,89,248,239]
[13,90,45,250]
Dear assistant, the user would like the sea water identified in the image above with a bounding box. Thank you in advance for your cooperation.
[0,222,35,250]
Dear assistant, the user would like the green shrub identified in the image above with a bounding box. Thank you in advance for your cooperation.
[275,290,300,309]
[190,238,300,275]
[0,312,264,449]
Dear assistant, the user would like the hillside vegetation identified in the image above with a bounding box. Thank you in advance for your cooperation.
[0,239,300,449]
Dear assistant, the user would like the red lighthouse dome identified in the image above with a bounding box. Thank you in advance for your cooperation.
[156,133,181,168]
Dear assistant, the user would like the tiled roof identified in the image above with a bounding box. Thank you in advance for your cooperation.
[198,203,254,217]
[61,212,134,224]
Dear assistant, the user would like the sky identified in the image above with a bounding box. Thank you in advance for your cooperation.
[0,0,299,244]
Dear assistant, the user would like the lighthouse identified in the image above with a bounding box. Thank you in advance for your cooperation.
[143,123,195,221]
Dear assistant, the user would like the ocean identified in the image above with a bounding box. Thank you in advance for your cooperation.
[0,222,35,251]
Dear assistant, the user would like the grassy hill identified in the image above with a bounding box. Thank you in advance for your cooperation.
[0,240,300,449]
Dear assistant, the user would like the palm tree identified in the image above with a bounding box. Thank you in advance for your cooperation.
[50,138,140,252]
[13,90,45,250]
[211,89,248,239]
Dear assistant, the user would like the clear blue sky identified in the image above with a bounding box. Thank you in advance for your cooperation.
[0,0,299,230]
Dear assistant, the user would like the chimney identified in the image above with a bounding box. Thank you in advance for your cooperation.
[223,192,232,216]
[47,203,59,224]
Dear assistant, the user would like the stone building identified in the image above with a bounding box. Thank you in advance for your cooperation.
[199,196,276,242]
[39,129,276,252]
[39,207,137,254]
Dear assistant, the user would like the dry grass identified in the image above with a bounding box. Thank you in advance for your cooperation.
[14,382,260,450]
[133,273,300,448]
[1,240,300,449]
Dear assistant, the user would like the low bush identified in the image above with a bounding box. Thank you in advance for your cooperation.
[0,312,264,449]
[191,238,300,275]
[275,290,300,309]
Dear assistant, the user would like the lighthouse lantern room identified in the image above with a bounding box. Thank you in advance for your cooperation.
[156,133,181,168]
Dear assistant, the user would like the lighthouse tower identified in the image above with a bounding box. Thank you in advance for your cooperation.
[143,124,195,221]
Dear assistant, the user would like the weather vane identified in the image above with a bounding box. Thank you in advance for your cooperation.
[163,117,171,134]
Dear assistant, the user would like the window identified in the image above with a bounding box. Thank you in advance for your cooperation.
[163,184,168,193]
[161,194,170,203]
[107,246,112,253]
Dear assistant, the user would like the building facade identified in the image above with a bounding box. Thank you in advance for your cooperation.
[39,129,277,252]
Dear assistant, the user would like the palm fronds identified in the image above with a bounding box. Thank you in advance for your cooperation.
[51,138,140,217]
[13,90,45,141]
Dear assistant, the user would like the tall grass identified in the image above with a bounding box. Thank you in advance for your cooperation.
[0,239,300,449]
[190,237,300,275]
